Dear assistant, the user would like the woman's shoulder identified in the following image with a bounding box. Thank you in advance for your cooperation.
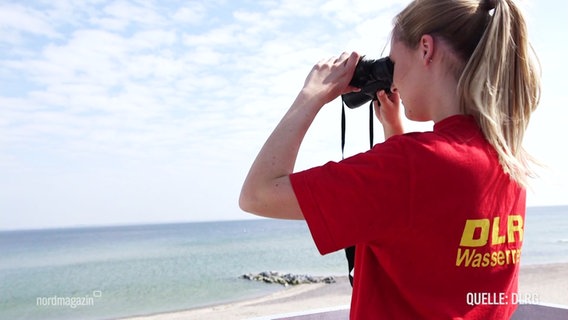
[386,115,483,146]
[375,116,491,164]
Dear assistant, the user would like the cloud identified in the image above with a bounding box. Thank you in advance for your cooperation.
[173,5,207,25]
[0,3,60,42]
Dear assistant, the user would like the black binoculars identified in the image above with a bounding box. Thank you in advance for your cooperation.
[342,56,394,108]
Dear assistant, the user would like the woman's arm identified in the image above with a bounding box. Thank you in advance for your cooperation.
[239,51,360,220]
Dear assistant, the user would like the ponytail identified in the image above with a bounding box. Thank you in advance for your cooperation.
[458,0,541,186]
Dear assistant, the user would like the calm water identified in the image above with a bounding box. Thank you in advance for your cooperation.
[1,206,567,320]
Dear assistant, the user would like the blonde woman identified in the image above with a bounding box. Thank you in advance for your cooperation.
[240,0,540,318]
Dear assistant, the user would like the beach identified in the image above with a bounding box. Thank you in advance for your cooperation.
[517,263,568,306]
[123,263,568,320]
[122,275,352,320]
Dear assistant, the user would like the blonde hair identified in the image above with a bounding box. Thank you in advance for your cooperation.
[392,0,541,187]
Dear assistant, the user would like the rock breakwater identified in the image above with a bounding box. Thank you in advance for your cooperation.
[240,271,336,286]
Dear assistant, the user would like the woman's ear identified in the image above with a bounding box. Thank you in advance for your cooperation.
[420,34,435,65]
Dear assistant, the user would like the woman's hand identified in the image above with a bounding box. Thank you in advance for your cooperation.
[300,51,361,108]
[374,90,403,139]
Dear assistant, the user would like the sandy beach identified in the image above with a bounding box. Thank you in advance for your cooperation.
[124,263,568,320]
[517,263,568,306]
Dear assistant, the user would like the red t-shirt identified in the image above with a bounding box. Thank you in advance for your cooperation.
[290,115,525,319]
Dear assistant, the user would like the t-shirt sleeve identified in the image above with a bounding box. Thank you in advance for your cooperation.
[289,138,413,255]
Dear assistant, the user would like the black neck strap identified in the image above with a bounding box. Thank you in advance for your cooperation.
[341,99,375,159]
[340,98,375,287]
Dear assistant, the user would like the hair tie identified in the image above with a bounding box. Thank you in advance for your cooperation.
[481,0,497,11]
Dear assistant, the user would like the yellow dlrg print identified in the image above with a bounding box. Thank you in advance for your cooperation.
[459,215,524,247]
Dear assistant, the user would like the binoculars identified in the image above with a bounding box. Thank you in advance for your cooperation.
[342,56,394,108]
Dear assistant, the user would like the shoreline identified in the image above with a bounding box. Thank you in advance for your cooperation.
[121,276,352,320]
[122,262,568,320]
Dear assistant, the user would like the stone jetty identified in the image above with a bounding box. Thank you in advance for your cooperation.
[240,271,336,286]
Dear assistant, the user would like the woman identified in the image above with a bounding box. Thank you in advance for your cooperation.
[240,0,540,318]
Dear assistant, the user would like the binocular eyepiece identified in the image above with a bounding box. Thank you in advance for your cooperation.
[342,56,394,109]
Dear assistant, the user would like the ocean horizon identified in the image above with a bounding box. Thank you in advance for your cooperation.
[1,205,567,320]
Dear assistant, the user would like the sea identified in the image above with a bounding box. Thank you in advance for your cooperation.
[1,205,567,320]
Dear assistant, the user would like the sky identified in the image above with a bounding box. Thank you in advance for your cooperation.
[1,0,566,231]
